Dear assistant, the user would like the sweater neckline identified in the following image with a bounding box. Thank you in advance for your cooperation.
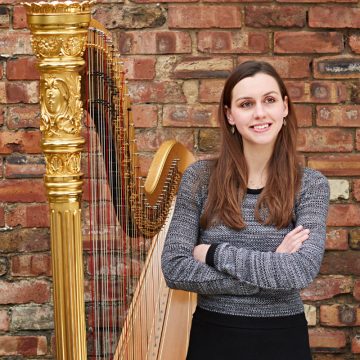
[247,187,263,194]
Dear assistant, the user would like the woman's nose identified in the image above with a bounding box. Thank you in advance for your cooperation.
[253,102,265,118]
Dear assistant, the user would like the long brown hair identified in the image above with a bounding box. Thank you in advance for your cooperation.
[200,61,302,230]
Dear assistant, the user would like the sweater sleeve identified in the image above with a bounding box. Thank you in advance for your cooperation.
[212,169,330,290]
[161,162,259,295]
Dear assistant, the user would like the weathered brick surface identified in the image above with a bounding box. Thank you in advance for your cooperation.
[6,204,49,227]
[325,229,348,250]
[3,81,39,104]
[349,35,360,54]
[353,179,360,201]
[0,280,50,304]
[0,179,46,202]
[6,57,39,80]
[352,336,360,354]
[132,104,158,128]
[198,31,269,54]
[0,6,9,28]
[0,336,47,356]
[0,229,50,253]
[6,105,40,129]
[349,229,360,250]
[308,155,360,176]
[354,280,360,301]
[163,104,218,127]
[5,154,45,179]
[309,328,346,350]
[0,32,32,55]
[320,304,360,326]
[0,131,41,154]
[274,32,343,54]
[328,204,360,226]
[297,128,353,153]
[317,105,360,127]
[124,57,156,80]
[245,6,305,28]
[12,5,27,29]
[0,310,9,332]
[309,6,360,29]
[328,179,349,200]
[301,276,352,301]
[11,305,53,330]
[11,253,51,277]
[168,5,241,29]
[321,251,360,275]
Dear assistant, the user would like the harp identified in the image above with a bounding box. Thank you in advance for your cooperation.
[24,2,196,359]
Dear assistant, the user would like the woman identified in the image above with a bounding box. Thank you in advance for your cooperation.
[161,61,329,360]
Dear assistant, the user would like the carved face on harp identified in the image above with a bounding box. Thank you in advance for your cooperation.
[44,77,69,115]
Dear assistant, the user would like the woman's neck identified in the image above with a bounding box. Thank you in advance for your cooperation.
[244,144,273,189]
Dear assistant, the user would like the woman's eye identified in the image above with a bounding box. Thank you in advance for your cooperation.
[240,101,252,108]
[265,97,276,103]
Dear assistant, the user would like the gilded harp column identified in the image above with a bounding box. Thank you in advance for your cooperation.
[23,2,92,359]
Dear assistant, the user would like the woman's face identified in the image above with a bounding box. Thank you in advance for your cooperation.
[226,72,288,150]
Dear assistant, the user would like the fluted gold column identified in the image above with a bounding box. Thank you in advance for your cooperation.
[23,2,93,359]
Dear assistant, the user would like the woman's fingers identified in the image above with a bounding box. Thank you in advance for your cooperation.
[276,225,310,253]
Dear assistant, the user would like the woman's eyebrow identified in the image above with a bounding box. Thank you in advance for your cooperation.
[234,91,280,103]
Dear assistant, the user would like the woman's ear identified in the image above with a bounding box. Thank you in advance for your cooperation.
[225,106,234,125]
[283,96,289,118]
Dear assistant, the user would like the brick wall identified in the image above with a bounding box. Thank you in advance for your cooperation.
[1,0,360,358]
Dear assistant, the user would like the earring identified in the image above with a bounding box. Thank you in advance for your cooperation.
[231,125,236,134]
[283,117,287,126]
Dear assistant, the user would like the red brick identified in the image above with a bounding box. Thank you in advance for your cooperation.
[168,5,241,29]
[0,131,41,154]
[135,128,194,152]
[0,310,9,331]
[5,154,45,179]
[317,105,360,127]
[297,128,353,153]
[11,254,51,277]
[199,79,224,104]
[301,275,352,301]
[0,207,4,227]
[163,104,218,127]
[0,228,50,253]
[5,81,39,104]
[137,153,152,177]
[0,6,9,28]
[320,304,360,326]
[308,155,360,176]
[294,104,312,127]
[0,106,4,126]
[6,203,49,227]
[0,32,32,55]
[12,5,27,29]
[117,31,191,54]
[173,56,232,79]
[353,179,360,201]
[132,104,157,128]
[203,0,271,2]
[0,280,50,304]
[11,304,53,330]
[6,105,40,129]
[349,35,360,54]
[245,5,305,28]
[6,57,39,80]
[198,31,269,54]
[350,229,360,250]
[124,57,155,80]
[0,179,46,202]
[128,81,185,103]
[274,32,343,54]
[328,204,360,226]
[133,0,197,2]
[354,279,360,301]
[238,56,311,79]
[352,335,360,353]
[326,229,348,250]
[313,56,360,79]
[309,328,346,350]
[321,251,360,275]
[309,6,360,29]
[285,80,348,104]
[0,336,47,356]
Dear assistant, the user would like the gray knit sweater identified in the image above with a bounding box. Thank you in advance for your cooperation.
[161,160,329,317]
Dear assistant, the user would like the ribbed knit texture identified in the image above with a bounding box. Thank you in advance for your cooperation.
[161,160,330,317]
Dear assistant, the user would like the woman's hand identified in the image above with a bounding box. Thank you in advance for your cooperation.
[276,225,310,254]
[193,244,211,263]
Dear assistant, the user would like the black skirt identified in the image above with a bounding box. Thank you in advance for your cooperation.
[186,307,312,360]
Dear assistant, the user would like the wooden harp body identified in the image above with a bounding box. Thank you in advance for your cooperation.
[23,2,196,359]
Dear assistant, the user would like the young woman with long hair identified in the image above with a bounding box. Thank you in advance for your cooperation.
[161,61,329,360]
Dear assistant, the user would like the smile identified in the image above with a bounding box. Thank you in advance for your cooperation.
[250,123,272,132]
